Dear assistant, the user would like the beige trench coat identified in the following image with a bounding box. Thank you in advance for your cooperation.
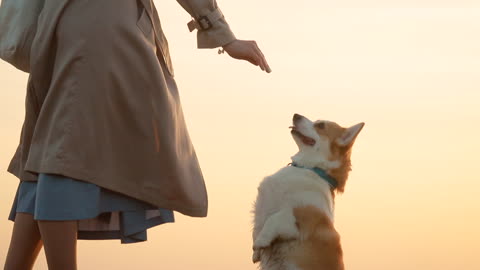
[7,0,236,217]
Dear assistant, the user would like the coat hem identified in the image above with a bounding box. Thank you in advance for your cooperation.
[17,163,208,218]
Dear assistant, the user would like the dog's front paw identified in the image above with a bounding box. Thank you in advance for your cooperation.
[253,236,270,250]
[252,249,261,263]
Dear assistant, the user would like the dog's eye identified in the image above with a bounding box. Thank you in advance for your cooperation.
[316,122,326,129]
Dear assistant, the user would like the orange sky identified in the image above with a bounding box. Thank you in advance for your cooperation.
[1,1,479,269]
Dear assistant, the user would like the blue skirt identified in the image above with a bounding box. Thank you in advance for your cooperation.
[8,173,174,244]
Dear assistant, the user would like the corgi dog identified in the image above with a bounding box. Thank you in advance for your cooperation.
[252,114,364,270]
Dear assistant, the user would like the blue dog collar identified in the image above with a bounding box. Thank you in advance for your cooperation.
[290,162,339,189]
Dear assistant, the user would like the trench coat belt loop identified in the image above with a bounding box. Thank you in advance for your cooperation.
[187,8,224,32]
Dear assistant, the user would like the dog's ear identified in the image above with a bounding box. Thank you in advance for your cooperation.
[336,122,364,147]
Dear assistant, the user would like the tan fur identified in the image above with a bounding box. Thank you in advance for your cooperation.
[290,206,344,270]
[314,121,357,193]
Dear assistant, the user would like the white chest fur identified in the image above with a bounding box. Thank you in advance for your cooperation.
[252,166,335,251]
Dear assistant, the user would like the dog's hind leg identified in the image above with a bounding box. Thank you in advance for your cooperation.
[253,208,299,250]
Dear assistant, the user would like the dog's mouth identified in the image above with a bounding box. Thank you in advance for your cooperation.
[289,126,316,146]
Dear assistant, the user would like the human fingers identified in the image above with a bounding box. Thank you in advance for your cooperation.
[244,49,260,67]
[254,50,266,72]
[255,49,270,73]
[244,44,263,69]
[253,41,271,73]
[245,41,266,71]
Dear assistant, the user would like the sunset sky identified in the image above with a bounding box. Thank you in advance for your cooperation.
[1,1,479,269]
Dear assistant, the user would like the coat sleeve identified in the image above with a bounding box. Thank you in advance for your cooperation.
[176,0,236,49]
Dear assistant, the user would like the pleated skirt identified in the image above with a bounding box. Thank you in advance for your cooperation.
[8,173,174,244]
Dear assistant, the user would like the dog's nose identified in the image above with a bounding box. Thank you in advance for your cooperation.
[293,114,302,121]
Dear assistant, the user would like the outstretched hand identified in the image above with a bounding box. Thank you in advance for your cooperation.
[222,39,272,73]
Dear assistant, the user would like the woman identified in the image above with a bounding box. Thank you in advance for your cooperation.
[3,0,270,269]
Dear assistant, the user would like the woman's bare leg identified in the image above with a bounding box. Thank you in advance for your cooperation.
[37,219,78,270]
[4,213,43,270]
